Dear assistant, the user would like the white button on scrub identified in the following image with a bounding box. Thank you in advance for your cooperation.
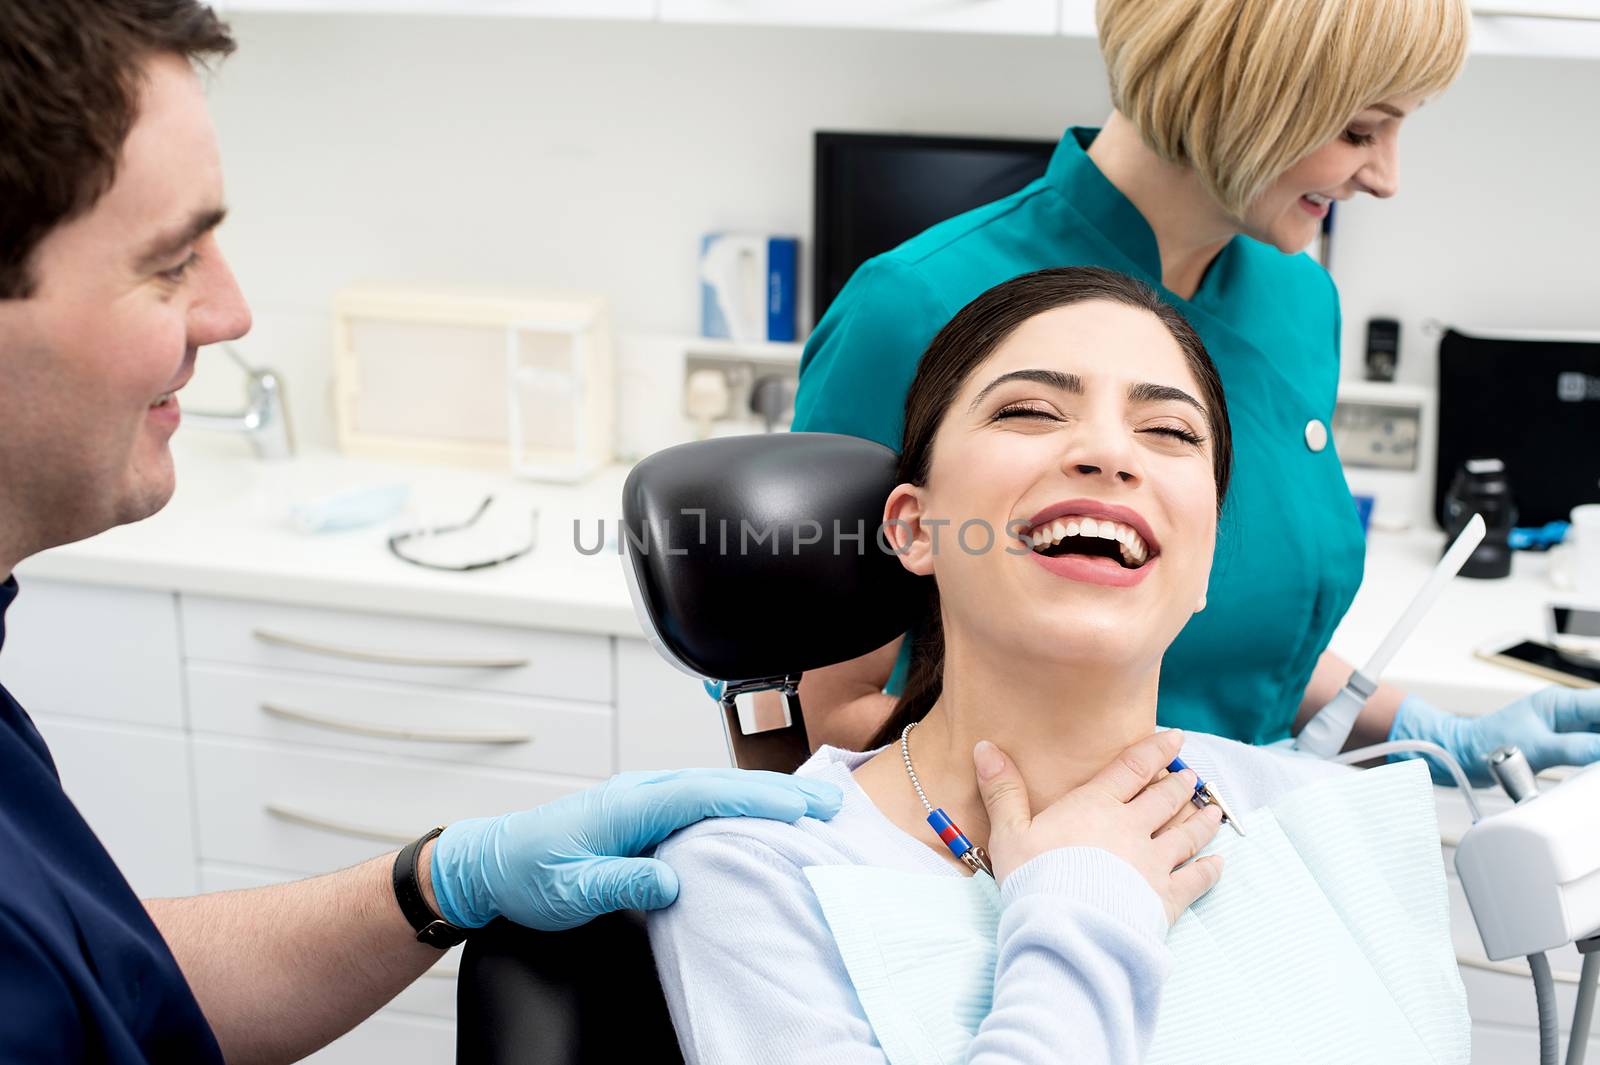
[1305,419,1329,453]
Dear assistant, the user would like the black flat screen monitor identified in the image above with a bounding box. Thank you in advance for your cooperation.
[1435,328,1600,527]
[813,131,1055,324]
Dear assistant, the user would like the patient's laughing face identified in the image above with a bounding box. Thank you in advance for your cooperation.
[888,300,1221,673]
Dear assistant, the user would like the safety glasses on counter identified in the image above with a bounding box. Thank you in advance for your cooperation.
[387,495,538,573]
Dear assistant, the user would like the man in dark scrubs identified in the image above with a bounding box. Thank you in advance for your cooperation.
[0,4,840,1061]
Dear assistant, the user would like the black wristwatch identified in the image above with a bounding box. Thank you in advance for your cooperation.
[392,826,470,949]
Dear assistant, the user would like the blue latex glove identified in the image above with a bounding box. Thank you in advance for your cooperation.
[429,768,842,930]
[1389,689,1600,787]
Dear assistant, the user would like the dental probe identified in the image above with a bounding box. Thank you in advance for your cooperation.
[1296,513,1486,758]
[1168,756,1245,836]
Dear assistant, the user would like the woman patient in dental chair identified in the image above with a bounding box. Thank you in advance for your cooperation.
[647,268,1463,1064]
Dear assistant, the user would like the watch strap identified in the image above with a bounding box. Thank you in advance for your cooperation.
[392,825,469,949]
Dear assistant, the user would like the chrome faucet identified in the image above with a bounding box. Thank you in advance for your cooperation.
[184,344,295,460]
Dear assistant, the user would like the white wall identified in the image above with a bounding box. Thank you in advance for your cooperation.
[192,13,1600,454]
[1330,53,1600,385]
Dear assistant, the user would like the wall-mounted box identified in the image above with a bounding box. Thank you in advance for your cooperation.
[334,286,612,482]
[1334,380,1432,531]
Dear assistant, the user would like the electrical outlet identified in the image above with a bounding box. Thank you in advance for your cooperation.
[1332,399,1421,471]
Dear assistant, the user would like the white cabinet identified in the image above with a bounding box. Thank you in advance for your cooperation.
[1470,6,1600,58]
[0,578,196,898]
[1,577,740,1063]
[28,715,199,898]
[659,0,1059,35]
[220,0,657,17]
[1,580,184,727]
[299,1010,456,1065]
[1057,0,1094,36]
[215,0,1600,56]
[616,637,730,771]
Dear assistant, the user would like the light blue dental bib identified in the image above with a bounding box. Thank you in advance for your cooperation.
[805,760,1470,1065]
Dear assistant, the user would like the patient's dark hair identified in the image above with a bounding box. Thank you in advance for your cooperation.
[865,266,1233,750]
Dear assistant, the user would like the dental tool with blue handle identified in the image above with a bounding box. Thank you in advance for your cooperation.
[1297,513,1487,760]
[1167,755,1245,836]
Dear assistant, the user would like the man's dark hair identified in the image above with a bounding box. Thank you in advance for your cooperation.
[0,1,234,299]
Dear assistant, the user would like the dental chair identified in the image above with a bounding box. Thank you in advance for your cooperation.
[456,433,928,1063]
[457,433,1600,1064]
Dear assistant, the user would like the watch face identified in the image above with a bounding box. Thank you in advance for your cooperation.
[419,919,468,949]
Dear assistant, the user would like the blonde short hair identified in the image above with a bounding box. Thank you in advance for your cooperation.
[1097,0,1469,217]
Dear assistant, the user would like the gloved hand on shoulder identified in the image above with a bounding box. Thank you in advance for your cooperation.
[429,767,842,931]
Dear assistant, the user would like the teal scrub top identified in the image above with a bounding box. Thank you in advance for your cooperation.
[792,127,1366,745]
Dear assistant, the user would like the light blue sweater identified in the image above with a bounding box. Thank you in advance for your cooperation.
[648,734,1346,1064]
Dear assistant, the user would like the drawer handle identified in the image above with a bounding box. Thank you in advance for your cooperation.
[264,802,415,845]
[261,703,532,746]
[252,628,529,670]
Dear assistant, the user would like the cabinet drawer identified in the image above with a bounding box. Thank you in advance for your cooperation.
[193,737,592,874]
[1,579,184,728]
[187,663,613,777]
[181,595,612,703]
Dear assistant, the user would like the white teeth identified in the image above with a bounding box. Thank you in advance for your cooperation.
[1305,192,1331,205]
[1026,514,1156,568]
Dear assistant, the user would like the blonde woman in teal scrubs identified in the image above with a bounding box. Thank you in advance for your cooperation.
[795,0,1600,781]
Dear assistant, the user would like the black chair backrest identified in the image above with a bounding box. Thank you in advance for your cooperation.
[456,913,679,1065]
[621,432,928,685]
[457,433,926,1063]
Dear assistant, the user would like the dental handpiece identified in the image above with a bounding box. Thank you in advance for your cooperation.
[1168,756,1245,836]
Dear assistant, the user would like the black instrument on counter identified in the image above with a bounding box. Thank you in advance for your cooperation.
[1435,328,1600,528]
[1442,458,1516,579]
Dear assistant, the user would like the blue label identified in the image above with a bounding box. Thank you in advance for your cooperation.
[766,237,798,343]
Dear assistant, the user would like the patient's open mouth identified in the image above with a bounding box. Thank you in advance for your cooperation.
[1025,515,1152,570]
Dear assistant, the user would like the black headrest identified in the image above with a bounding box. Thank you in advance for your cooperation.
[621,432,928,685]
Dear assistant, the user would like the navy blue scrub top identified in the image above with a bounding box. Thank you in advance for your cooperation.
[0,577,223,1063]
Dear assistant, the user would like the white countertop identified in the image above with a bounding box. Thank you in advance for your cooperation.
[1330,529,1551,715]
[18,440,1563,709]
[18,438,644,637]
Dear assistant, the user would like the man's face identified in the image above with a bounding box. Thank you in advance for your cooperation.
[0,52,250,560]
